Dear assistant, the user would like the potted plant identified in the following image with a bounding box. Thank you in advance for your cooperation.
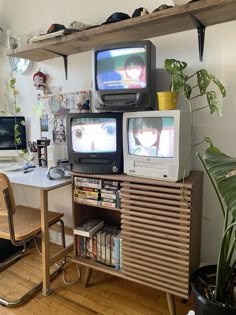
[191,140,236,314]
[157,58,226,114]
[162,58,236,313]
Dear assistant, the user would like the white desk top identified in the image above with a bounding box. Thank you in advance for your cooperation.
[3,166,72,191]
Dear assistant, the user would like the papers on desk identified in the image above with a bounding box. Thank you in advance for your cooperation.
[0,163,25,172]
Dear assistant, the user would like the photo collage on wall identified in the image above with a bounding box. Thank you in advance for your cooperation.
[39,90,91,144]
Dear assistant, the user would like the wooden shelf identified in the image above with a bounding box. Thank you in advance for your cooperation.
[7,0,236,62]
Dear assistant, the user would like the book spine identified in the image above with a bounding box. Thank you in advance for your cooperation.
[114,236,120,270]
[105,233,111,266]
[92,234,97,260]
[102,180,120,190]
[76,235,80,256]
[74,197,101,206]
[96,230,102,262]
[119,236,122,270]
[86,237,93,259]
[100,231,106,264]
[101,201,116,208]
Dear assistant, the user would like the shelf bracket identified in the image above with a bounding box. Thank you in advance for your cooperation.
[43,49,68,80]
[190,14,205,62]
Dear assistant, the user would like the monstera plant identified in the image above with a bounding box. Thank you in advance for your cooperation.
[163,58,226,116]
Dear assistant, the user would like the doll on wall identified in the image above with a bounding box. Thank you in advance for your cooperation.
[33,70,47,91]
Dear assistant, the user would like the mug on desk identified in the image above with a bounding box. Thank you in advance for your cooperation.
[30,152,39,166]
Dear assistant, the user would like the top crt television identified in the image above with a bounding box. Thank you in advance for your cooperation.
[66,112,123,174]
[92,40,156,112]
[0,116,27,159]
[123,110,192,182]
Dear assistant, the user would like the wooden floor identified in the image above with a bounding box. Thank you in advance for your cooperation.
[0,243,194,315]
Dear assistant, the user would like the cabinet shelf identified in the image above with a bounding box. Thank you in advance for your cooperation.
[7,0,236,62]
[72,256,122,277]
[74,199,121,212]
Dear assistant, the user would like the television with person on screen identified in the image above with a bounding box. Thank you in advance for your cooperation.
[92,40,156,112]
[66,112,123,174]
[123,110,192,182]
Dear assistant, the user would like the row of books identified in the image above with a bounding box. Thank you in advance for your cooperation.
[74,219,122,270]
[74,177,121,208]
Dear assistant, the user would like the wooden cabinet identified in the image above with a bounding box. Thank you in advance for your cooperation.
[7,0,236,62]
[71,171,203,315]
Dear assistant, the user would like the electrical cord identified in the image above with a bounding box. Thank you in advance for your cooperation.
[33,237,81,285]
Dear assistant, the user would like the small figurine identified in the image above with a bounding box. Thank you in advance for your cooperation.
[33,70,47,91]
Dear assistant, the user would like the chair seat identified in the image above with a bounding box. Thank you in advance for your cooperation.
[0,205,64,241]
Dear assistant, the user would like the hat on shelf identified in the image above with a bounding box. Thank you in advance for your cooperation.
[132,7,149,18]
[68,20,95,31]
[47,23,66,34]
[152,4,174,13]
[102,12,130,25]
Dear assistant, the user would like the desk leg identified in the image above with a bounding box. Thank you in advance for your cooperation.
[40,189,52,296]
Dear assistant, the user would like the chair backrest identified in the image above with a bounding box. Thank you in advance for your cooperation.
[0,173,16,217]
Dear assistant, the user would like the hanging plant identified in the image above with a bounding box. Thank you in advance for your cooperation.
[9,73,32,162]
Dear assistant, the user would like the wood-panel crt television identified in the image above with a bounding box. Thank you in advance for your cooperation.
[66,112,123,174]
[123,110,192,182]
[0,116,27,160]
[92,40,156,112]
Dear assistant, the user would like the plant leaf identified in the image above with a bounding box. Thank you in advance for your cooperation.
[9,78,16,88]
[183,83,192,99]
[197,69,211,94]
[203,146,236,219]
[164,59,187,74]
[211,75,227,97]
[206,91,223,117]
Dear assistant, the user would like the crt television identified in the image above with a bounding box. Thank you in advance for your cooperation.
[92,40,156,112]
[123,110,192,182]
[0,116,27,159]
[66,112,123,174]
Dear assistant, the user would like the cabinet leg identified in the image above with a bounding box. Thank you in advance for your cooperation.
[83,267,92,287]
[166,292,176,315]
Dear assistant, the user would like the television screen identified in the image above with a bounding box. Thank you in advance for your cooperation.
[127,117,174,158]
[67,112,123,174]
[71,117,117,153]
[92,40,156,112]
[0,116,27,151]
[96,47,147,91]
[123,110,192,182]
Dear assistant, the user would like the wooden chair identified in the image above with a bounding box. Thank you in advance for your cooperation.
[0,172,66,306]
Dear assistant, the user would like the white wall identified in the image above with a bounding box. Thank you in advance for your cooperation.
[0,0,235,265]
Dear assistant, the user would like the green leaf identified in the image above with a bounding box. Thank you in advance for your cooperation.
[9,78,16,89]
[183,83,192,99]
[203,146,236,220]
[211,75,226,97]
[206,91,223,117]
[197,69,211,95]
[15,107,21,113]
[164,59,187,74]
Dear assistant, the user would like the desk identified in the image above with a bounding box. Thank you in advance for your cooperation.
[6,167,73,295]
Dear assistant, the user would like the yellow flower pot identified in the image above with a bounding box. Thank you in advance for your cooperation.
[157,91,179,110]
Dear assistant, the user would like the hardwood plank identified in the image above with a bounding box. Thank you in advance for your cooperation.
[0,244,193,314]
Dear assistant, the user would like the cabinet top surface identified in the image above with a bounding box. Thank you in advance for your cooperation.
[71,170,203,188]
[7,0,236,61]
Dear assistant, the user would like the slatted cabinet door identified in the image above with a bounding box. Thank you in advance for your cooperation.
[120,174,202,299]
